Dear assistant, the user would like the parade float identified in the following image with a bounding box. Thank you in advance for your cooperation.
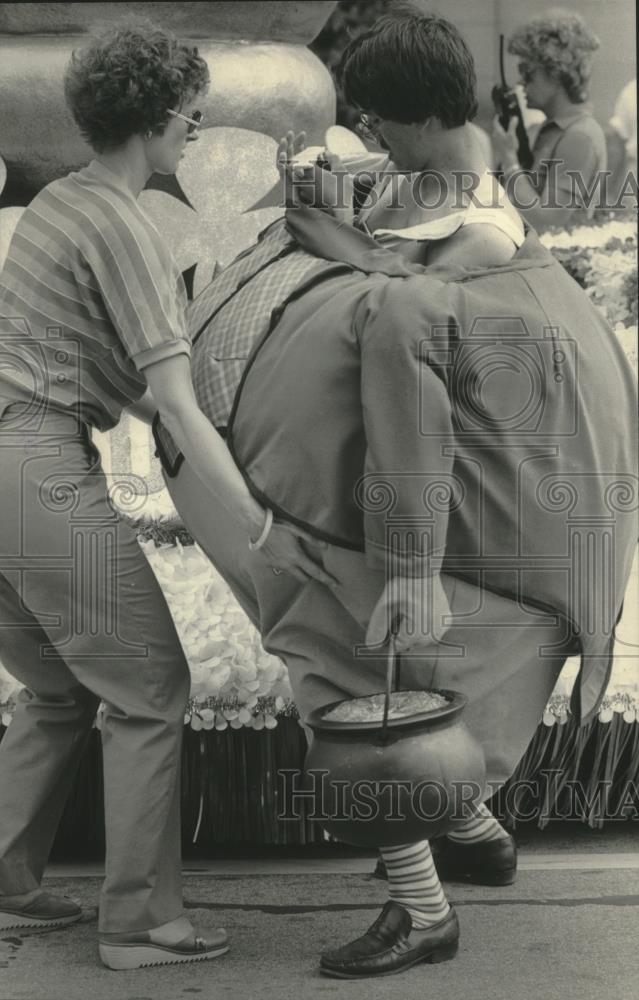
[0,2,637,855]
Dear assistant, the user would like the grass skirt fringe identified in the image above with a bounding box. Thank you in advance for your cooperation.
[1,714,636,859]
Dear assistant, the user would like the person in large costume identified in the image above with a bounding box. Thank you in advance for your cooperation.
[157,11,638,979]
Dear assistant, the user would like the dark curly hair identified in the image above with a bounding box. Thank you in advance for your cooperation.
[64,19,210,153]
[338,7,478,127]
[508,9,600,103]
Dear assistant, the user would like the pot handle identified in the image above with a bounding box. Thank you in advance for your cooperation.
[380,617,402,744]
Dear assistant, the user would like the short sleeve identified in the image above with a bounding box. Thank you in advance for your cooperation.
[81,207,191,372]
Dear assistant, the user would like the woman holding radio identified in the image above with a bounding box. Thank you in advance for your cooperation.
[492,10,606,230]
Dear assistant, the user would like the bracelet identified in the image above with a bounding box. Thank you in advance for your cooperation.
[248,507,274,551]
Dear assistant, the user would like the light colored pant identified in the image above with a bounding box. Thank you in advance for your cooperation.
[169,459,567,791]
[0,404,191,932]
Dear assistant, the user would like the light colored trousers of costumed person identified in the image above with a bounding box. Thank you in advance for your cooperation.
[0,404,191,933]
[168,461,569,794]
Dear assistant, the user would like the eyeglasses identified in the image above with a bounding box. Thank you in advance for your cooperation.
[357,112,384,143]
[167,108,203,134]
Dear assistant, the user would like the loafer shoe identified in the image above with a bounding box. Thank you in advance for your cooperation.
[320,902,459,979]
[434,833,517,885]
[99,926,229,970]
[0,891,83,931]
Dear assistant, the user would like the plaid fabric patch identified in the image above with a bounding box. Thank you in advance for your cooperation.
[186,219,293,339]
[154,220,331,473]
[191,249,327,427]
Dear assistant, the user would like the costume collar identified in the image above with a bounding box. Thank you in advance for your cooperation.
[285,206,554,283]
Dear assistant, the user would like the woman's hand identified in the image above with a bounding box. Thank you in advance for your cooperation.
[258,515,338,587]
[491,116,520,171]
[277,130,354,224]
[366,575,452,652]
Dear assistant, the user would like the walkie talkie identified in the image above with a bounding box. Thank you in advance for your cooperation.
[491,34,534,170]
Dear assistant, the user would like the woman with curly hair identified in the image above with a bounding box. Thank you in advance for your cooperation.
[492,8,606,230]
[0,21,333,971]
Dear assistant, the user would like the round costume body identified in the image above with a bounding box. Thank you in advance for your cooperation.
[162,208,637,800]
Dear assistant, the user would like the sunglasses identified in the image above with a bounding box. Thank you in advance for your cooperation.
[167,108,203,134]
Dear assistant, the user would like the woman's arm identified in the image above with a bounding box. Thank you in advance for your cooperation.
[143,353,337,586]
[124,388,157,425]
[146,356,263,535]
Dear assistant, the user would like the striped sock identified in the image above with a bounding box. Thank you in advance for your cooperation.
[379,841,450,930]
[447,802,510,844]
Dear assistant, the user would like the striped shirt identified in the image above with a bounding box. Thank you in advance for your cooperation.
[0,159,190,431]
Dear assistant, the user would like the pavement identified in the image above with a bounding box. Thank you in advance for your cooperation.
[1,825,638,1000]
